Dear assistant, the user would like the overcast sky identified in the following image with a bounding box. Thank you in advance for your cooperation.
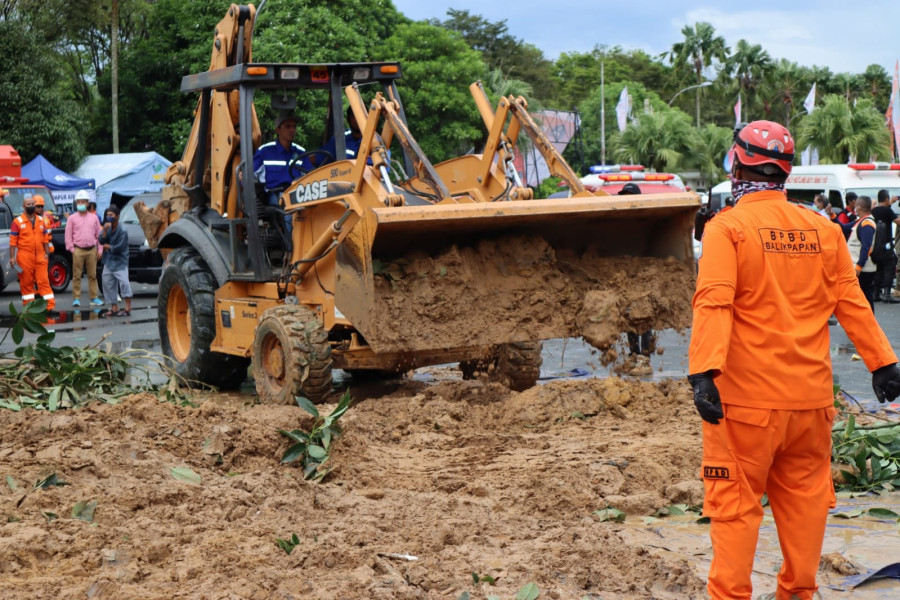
[392,0,899,76]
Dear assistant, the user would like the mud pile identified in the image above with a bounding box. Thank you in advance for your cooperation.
[0,378,709,599]
[368,234,695,356]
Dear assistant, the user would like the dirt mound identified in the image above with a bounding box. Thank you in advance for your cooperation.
[0,378,708,599]
[368,235,694,355]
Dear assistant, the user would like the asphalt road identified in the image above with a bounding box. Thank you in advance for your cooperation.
[2,278,900,409]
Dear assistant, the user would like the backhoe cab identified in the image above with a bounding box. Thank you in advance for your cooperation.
[148,4,700,403]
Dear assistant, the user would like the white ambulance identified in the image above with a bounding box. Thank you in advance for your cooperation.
[709,163,900,211]
[785,163,900,208]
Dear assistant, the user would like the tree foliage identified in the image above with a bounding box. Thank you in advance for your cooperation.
[0,20,87,171]
[796,95,891,163]
[612,109,695,173]
[381,21,486,162]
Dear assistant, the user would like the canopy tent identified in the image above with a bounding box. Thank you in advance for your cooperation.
[21,154,96,213]
[74,152,171,213]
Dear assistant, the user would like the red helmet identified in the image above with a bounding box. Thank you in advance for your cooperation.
[732,120,794,176]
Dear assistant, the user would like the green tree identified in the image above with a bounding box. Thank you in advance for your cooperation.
[758,59,809,124]
[574,81,669,168]
[685,123,732,189]
[430,9,553,102]
[796,95,891,163]
[382,21,486,162]
[0,20,87,171]
[666,22,728,126]
[553,45,673,111]
[862,64,892,110]
[723,39,772,120]
[611,108,695,173]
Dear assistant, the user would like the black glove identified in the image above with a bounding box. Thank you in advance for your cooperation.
[688,371,724,424]
[872,363,900,404]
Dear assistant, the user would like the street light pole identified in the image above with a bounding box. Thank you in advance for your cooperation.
[668,81,713,126]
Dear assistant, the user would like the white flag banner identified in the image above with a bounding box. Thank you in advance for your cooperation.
[801,147,811,166]
[615,87,629,132]
[734,94,742,126]
[803,83,816,114]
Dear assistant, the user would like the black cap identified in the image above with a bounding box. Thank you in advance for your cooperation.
[618,182,642,195]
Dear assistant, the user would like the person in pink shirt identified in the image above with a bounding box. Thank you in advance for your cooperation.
[64,190,103,307]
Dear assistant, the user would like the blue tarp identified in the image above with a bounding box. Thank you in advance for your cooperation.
[74,152,171,213]
[21,154,96,213]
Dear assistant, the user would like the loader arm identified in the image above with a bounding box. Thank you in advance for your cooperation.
[345,84,452,202]
[161,4,261,222]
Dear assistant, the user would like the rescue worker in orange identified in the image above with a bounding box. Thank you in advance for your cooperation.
[9,195,55,311]
[33,195,57,252]
[688,120,900,600]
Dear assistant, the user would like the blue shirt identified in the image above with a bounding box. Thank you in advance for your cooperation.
[253,141,309,191]
[98,224,129,272]
[321,131,362,162]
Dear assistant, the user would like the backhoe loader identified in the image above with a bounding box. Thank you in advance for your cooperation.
[144,4,700,403]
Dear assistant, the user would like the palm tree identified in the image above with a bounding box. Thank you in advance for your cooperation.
[686,123,733,189]
[829,72,861,103]
[796,95,891,163]
[612,109,694,172]
[862,64,891,109]
[759,59,809,124]
[724,40,773,119]
[666,22,728,126]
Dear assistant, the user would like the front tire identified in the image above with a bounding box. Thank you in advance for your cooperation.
[158,247,249,389]
[252,305,333,404]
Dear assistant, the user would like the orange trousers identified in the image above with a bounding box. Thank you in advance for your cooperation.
[17,254,55,310]
[701,404,836,600]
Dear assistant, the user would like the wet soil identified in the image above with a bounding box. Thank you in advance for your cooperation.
[0,377,711,599]
[369,235,695,356]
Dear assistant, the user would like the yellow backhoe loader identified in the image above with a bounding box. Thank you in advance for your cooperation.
[144,4,700,403]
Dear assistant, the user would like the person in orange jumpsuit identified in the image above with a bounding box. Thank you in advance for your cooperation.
[688,120,900,600]
[33,195,57,252]
[9,196,55,311]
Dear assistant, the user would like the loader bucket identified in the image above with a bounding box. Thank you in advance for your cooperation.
[334,193,700,354]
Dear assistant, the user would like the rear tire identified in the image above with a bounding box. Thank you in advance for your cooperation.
[252,305,333,404]
[460,341,543,392]
[158,247,249,389]
[48,254,71,293]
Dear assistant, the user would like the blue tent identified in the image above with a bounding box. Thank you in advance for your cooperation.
[74,152,171,213]
[21,154,96,213]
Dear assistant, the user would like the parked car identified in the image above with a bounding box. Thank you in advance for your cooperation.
[116,192,164,284]
[0,201,15,291]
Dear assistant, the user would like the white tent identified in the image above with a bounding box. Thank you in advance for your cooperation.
[74,152,171,212]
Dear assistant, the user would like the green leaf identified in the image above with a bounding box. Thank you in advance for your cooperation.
[6,475,17,492]
[307,444,327,460]
[472,572,480,583]
[593,507,626,522]
[302,460,322,480]
[294,396,319,417]
[275,534,300,555]
[170,467,202,485]
[480,574,496,585]
[695,516,711,524]
[279,429,310,444]
[867,508,900,520]
[515,582,540,600]
[34,473,66,489]
[457,592,471,600]
[71,500,97,522]
[47,387,61,412]
[12,322,24,345]
[41,511,58,523]
[321,427,332,450]
[834,508,865,519]
[281,443,307,464]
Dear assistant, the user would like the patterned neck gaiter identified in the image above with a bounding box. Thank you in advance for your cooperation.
[731,179,785,203]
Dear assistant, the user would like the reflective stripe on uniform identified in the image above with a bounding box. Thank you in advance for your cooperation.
[22,294,35,300]
[42,294,54,300]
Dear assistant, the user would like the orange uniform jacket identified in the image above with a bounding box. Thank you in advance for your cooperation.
[10,214,50,258]
[689,190,897,409]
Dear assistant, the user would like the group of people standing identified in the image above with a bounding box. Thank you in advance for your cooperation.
[828,189,900,310]
[7,189,132,316]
